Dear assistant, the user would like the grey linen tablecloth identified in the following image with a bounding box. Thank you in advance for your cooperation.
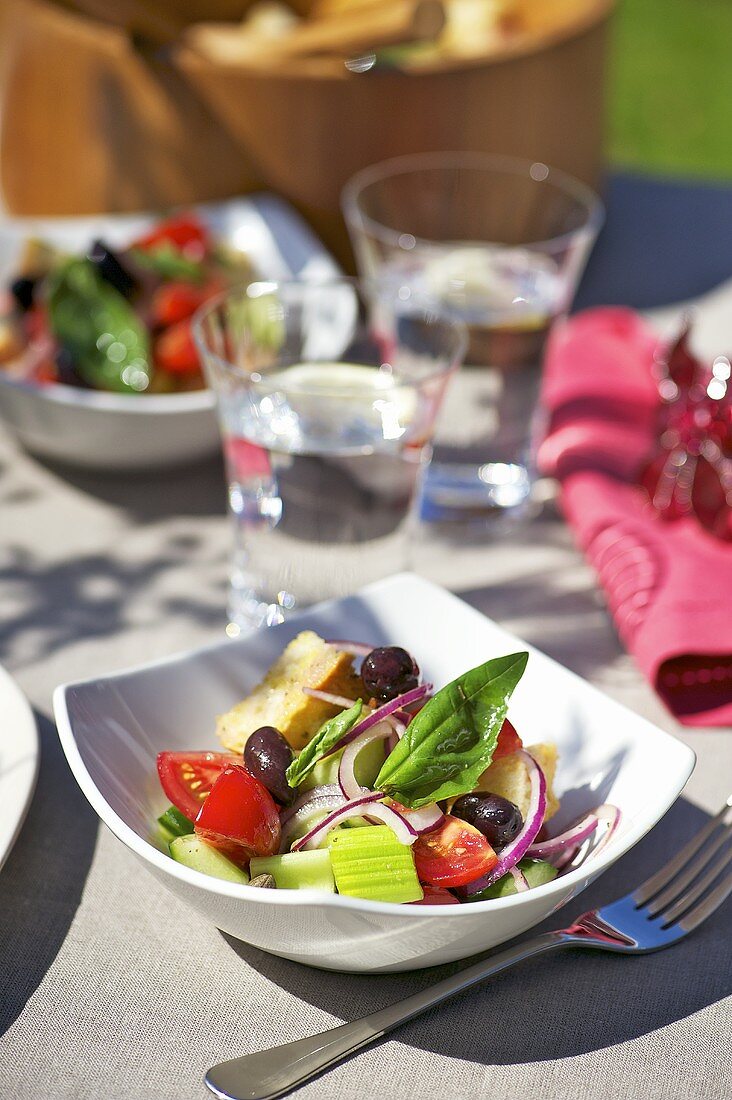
[1,424,730,1100]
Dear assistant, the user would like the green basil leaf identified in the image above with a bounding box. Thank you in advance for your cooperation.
[374,652,528,808]
[286,700,363,789]
[46,258,151,393]
[129,243,204,283]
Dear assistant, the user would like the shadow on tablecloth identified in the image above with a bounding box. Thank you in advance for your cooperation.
[0,711,98,1039]
[35,452,228,523]
[222,797,731,1067]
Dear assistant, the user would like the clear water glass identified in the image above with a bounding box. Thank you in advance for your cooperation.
[343,153,603,522]
[194,278,466,630]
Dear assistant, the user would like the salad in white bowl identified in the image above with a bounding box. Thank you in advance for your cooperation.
[154,632,620,905]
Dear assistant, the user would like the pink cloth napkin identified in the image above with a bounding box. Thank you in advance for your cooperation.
[538,307,732,727]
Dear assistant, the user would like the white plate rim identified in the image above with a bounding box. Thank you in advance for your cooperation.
[0,663,40,872]
[53,572,696,916]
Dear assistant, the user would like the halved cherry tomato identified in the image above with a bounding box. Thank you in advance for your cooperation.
[154,320,200,375]
[133,213,209,256]
[150,282,210,328]
[410,885,460,906]
[157,751,236,821]
[413,815,498,887]
[493,718,523,761]
[194,764,280,866]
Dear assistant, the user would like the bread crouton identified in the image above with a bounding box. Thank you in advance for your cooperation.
[474,742,560,822]
[216,631,363,753]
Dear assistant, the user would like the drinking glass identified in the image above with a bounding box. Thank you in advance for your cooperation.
[194,278,466,630]
[343,153,603,521]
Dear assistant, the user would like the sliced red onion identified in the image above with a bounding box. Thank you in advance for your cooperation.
[280,785,343,828]
[326,639,374,657]
[553,844,581,871]
[553,805,621,875]
[302,687,358,709]
[510,865,530,891]
[338,723,393,800]
[279,789,346,851]
[461,750,547,897]
[292,793,417,851]
[387,713,407,739]
[323,683,432,759]
[401,803,444,835]
[527,812,599,858]
[587,803,621,860]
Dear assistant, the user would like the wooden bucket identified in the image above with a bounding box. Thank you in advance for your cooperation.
[0,0,614,267]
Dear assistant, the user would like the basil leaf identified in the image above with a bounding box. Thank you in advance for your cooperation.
[374,652,528,808]
[46,258,151,393]
[129,243,204,283]
[286,700,363,788]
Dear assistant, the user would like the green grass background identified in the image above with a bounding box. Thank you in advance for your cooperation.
[608,0,732,179]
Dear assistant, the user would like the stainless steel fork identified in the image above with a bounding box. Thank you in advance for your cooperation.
[205,797,732,1100]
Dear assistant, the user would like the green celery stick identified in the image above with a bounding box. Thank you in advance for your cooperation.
[328,825,423,904]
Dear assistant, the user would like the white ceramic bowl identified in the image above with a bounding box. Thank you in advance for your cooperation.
[54,574,695,972]
[0,197,338,469]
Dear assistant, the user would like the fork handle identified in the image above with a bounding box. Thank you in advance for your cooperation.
[205,931,567,1100]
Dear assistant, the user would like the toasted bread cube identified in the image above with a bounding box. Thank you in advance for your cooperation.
[216,631,363,753]
[475,742,560,822]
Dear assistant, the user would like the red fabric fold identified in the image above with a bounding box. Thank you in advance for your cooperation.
[539,307,732,727]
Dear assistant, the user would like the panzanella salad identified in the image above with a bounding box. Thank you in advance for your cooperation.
[154,633,620,904]
[0,212,255,394]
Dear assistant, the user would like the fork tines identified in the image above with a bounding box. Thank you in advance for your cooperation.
[633,795,732,930]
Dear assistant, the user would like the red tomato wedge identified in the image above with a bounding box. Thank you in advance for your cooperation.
[194,764,280,866]
[154,320,200,375]
[493,718,523,761]
[156,751,235,821]
[150,282,210,328]
[413,816,498,887]
[133,213,209,255]
[410,886,460,906]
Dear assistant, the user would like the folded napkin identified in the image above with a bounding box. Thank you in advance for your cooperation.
[538,307,732,727]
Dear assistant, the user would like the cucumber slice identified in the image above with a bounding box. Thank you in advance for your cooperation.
[328,825,423,904]
[299,737,385,793]
[157,821,177,847]
[466,858,558,902]
[169,835,249,884]
[249,849,335,893]
[158,805,195,838]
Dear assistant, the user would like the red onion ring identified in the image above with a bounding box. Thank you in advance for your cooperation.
[279,789,346,851]
[552,843,581,871]
[302,687,359,709]
[587,803,621,860]
[323,683,432,759]
[387,713,407,739]
[400,803,444,835]
[292,793,417,851]
[510,865,530,891]
[527,812,599,858]
[280,785,342,828]
[338,723,393,800]
[461,750,547,897]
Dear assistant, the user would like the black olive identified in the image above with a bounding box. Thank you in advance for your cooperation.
[452,793,523,849]
[88,239,137,298]
[244,726,294,804]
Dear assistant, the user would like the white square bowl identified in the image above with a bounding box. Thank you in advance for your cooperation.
[53,574,695,973]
